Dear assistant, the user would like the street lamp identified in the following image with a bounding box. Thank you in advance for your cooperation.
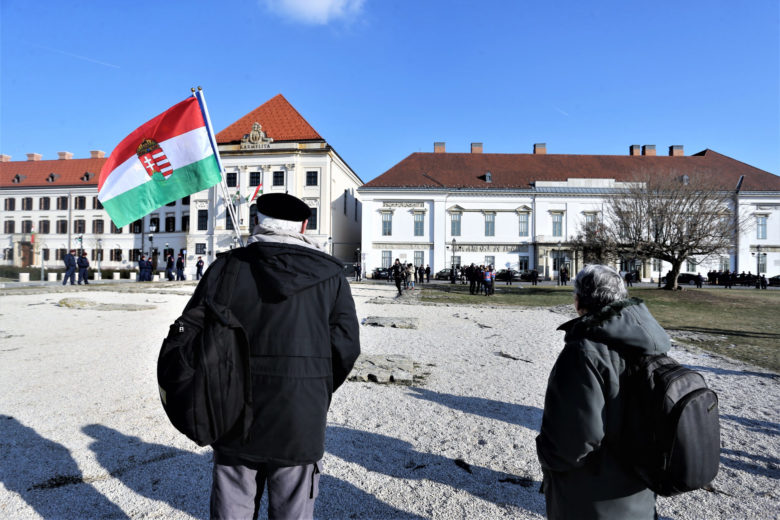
[557,241,562,285]
[97,238,102,281]
[451,238,457,284]
[148,224,156,255]
[328,236,333,256]
[77,234,84,256]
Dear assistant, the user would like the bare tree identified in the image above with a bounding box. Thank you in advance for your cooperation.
[575,171,744,290]
[570,220,618,265]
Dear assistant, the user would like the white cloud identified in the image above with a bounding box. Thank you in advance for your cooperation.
[262,0,365,25]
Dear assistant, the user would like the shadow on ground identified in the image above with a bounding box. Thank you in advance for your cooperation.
[407,387,543,432]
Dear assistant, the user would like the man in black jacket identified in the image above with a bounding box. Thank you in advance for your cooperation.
[77,252,90,285]
[200,193,360,520]
[62,249,77,285]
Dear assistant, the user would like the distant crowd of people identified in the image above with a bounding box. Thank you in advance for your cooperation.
[389,260,430,296]
[706,269,769,289]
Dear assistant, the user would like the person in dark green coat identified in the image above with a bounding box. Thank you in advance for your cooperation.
[536,264,671,519]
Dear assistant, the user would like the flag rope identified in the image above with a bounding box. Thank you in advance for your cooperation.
[193,87,244,248]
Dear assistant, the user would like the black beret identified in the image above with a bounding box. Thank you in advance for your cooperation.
[256,193,312,222]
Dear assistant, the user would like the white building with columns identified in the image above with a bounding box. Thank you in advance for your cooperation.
[0,94,363,277]
[359,142,780,280]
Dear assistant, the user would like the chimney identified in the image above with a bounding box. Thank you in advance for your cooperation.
[629,144,641,156]
[90,150,106,159]
[642,145,656,156]
[0,154,11,162]
[533,143,547,154]
[26,153,42,161]
[58,151,74,160]
[669,145,684,157]
[434,142,446,153]
[470,142,483,153]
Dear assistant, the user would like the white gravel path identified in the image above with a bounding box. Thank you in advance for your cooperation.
[0,282,777,519]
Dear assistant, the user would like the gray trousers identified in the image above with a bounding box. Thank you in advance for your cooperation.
[210,460,320,520]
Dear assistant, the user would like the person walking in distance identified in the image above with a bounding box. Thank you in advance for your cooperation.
[195,256,205,280]
[425,264,430,283]
[391,258,404,297]
[62,249,77,285]
[537,264,669,519]
[176,253,186,281]
[195,193,361,520]
[77,252,90,285]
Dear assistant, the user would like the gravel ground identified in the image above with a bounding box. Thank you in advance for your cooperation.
[0,281,778,519]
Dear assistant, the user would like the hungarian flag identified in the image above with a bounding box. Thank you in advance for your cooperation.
[249,182,263,203]
[98,97,222,227]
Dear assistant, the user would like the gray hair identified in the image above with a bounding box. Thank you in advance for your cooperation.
[574,264,628,312]
[255,212,303,233]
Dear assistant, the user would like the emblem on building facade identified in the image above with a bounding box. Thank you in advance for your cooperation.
[240,123,274,150]
[136,138,173,178]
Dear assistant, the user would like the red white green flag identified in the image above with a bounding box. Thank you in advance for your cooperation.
[98,97,222,227]
[249,182,263,203]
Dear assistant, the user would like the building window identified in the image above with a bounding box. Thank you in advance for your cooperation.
[93,196,103,210]
[226,212,234,230]
[91,249,103,261]
[130,249,141,262]
[518,256,529,271]
[4,221,15,233]
[381,212,392,236]
[181,196,190,205]
[57,196,68,210]
[756,216,767,239]
[21,220,32,233]
[56,248,67,260]
[451,213,461,236]
[452,255,461,268]
[181,214,190,232]
[166,200,176,207]
[131,219,142,233]
[584,213,597,225]
[485,255,495,267]
[414,213,424,236]
[110,249,123,261]
[165,214,175,232]
[39,197,50,210]
[42,248,50,261]
[38,220,50,234]
[307,208,318,230]
[197,210,208,231]
[652,258,662,271]
[485,213,495,237]
[552,213,563,237]
[306,171,317,186]
[382,250,392,268]
[195,243,206,255]
[57,220,68,234]
[719,256,730,271]
[519,213,529,236]
[21,197,33,210]
[758,254,767,274]
[149,215,160,231]
[4,198,15,211]
[3,248,13,261]
[74,196,86,210]
[273,171,284,186]
[74,219,86,234]
[414,251,424,266]
[686,258,697,272]
[92,220,104,234]
[226,172,237,187]
[111,222,122,234]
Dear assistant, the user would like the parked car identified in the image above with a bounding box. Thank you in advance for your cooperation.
[371,267,390,280]
[495,269,521,282]
[661,273,700,285]
[767,275,780,287]
[434,268,452,280]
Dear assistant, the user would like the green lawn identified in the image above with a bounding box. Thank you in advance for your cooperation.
[420,283,780,372]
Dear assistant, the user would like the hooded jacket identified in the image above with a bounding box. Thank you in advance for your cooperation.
[188,234,360,466]
[536,298,670,520]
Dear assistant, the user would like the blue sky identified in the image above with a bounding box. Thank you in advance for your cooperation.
[1,0,778,181]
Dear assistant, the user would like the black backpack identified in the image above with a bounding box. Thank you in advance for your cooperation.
[621,353,720,496]
[157,252,253,446]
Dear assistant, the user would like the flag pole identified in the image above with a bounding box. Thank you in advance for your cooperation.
[193,86,244,248]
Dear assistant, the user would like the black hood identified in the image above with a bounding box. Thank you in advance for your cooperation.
[243,241,344,300]
[558,298,671,356]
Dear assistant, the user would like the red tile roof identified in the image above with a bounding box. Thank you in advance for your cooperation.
[216,94,322,143]
[0,157,107,188]
[363,149,780,191]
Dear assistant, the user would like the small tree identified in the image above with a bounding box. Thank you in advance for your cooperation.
[602,171,743,290]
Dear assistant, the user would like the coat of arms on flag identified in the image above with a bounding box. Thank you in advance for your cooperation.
[136,138,173,178]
